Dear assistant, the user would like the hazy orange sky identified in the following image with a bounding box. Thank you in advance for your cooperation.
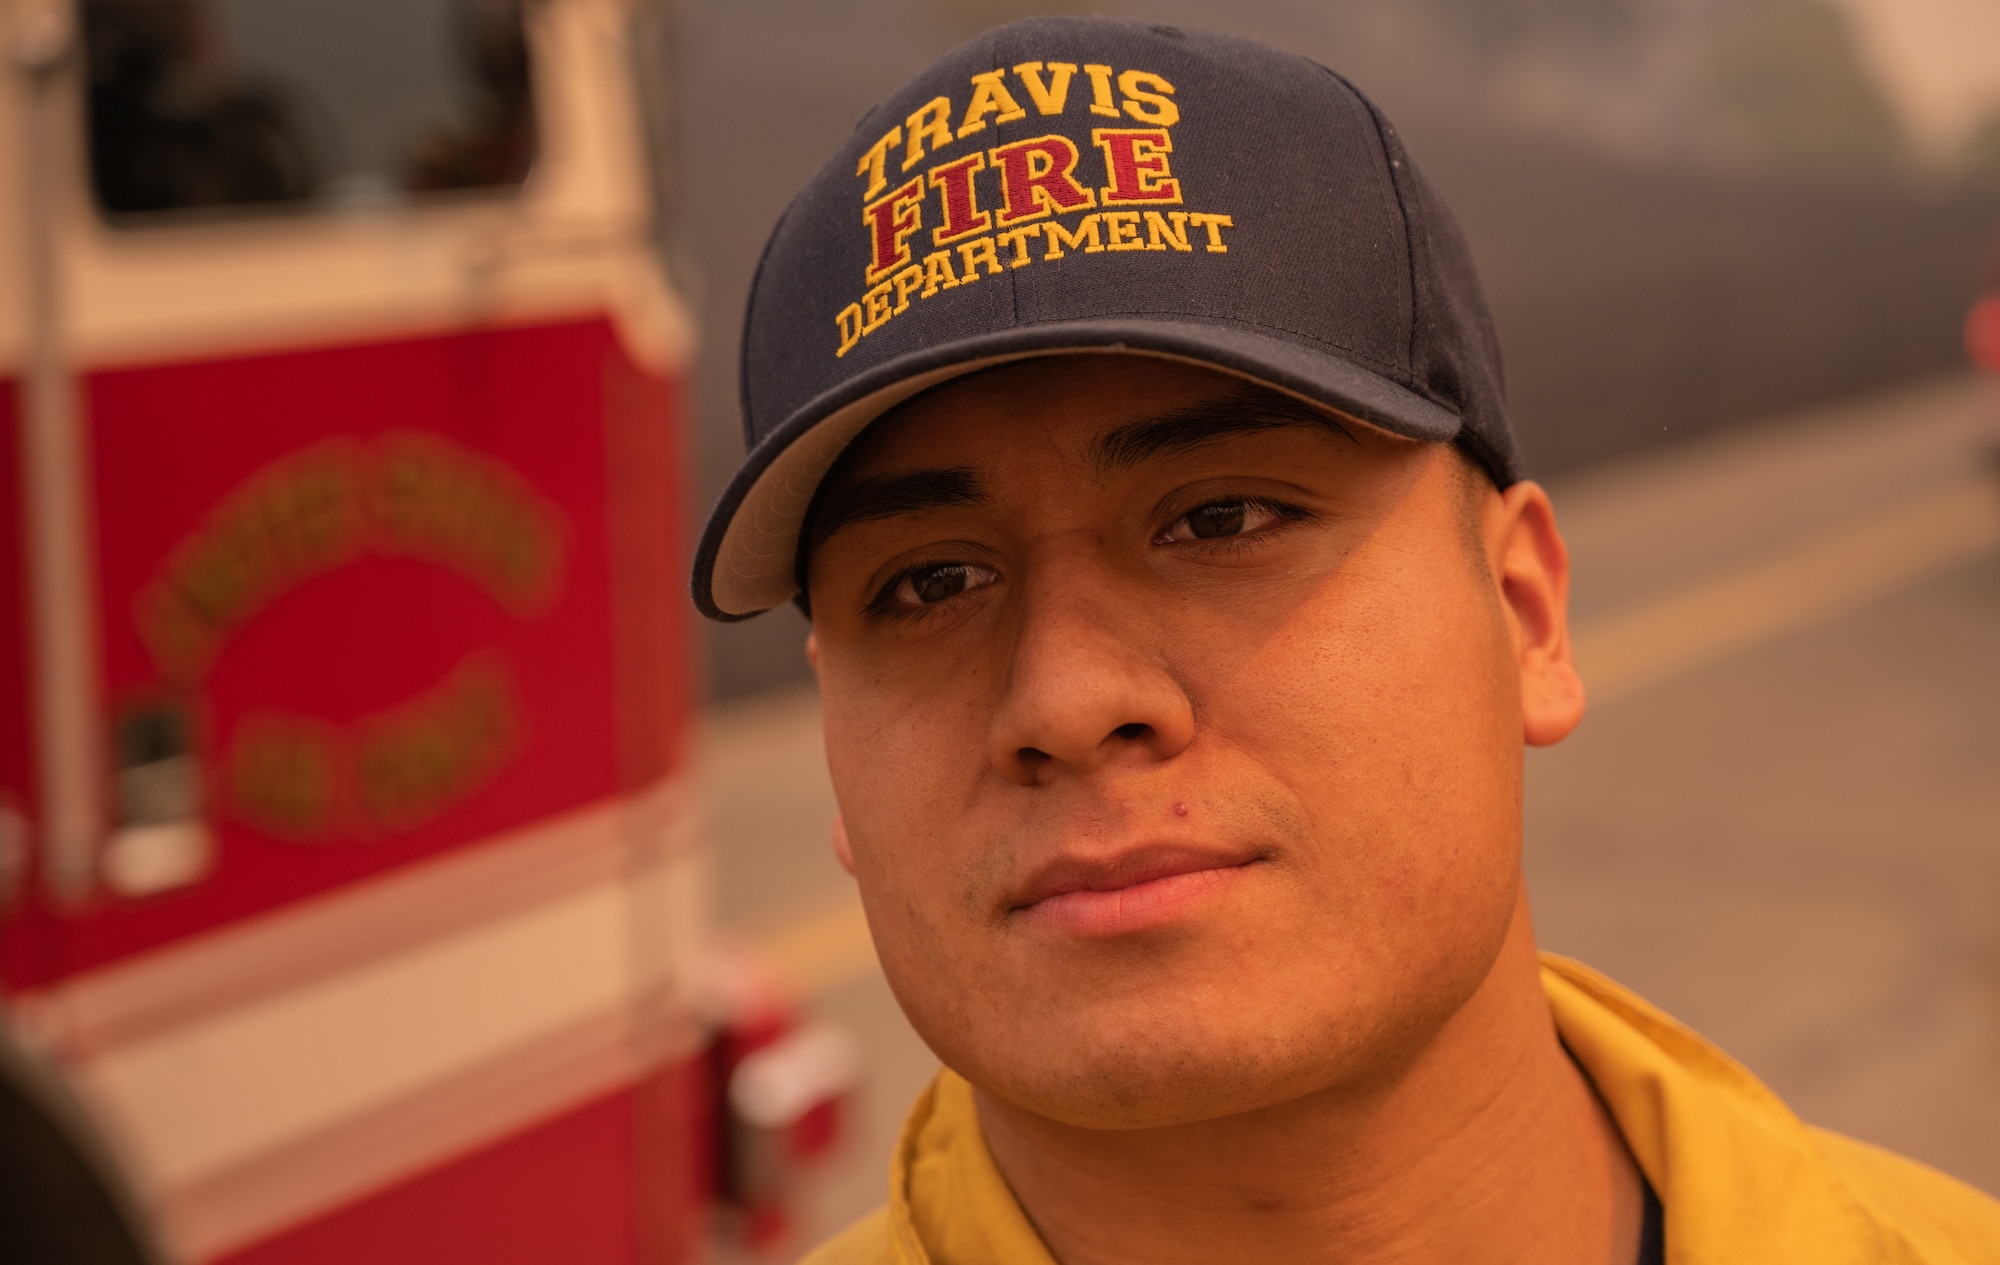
[1834,0,2000,158]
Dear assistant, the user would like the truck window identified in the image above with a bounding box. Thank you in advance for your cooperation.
[82,0,536,220]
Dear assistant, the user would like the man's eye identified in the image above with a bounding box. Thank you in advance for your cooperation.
[879,562,999,610]
[1158,498,1288,544]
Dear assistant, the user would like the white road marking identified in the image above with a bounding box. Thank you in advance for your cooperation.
[1573,476,2000,706]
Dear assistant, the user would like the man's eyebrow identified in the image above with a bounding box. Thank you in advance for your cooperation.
[806,466,987,554]
[1090,387,1360,478]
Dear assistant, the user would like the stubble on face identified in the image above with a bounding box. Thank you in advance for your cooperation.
[809,355,1527,1129]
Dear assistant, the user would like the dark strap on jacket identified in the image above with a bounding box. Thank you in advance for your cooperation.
[1635,1175,1665,1265]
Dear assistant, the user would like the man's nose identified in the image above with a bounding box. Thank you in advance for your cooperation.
[986,560,1196,784]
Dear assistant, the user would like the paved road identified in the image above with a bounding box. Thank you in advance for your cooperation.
[697,373,2000,1259]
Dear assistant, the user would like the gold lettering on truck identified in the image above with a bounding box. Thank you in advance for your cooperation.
[136,434,568,681]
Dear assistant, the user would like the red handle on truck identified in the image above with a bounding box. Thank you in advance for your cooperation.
[1968,296,2000,373]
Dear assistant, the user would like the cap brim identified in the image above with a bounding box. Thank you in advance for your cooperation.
[693,318,1463,620]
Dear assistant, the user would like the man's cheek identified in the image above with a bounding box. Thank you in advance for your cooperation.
[860,863,1017,1070]
[846,785,989,966]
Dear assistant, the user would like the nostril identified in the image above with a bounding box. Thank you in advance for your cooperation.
[1114,723,1148,741]
[1017,746,1051,766]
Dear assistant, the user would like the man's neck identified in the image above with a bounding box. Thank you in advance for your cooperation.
[973,899,1643,1265]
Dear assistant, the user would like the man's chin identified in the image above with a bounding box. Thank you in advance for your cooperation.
[932,994,1387,1132]
[968,1034,1352,1132]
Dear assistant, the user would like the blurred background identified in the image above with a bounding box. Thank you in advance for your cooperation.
[0,0,1995,1261]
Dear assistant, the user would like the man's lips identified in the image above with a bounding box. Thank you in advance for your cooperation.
[1009,845,1264,935]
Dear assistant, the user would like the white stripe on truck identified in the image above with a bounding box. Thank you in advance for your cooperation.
[19,780,701,1260]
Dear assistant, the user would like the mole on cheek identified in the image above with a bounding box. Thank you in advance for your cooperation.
[1174,802,1190,818]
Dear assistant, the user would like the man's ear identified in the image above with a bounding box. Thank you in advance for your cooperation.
[831,813,855,875]
[1490,480,1586,747]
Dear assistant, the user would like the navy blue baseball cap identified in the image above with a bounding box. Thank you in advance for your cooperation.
[694,15,1516,621]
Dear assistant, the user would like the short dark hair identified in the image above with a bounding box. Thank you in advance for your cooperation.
[1449,440,1498,580]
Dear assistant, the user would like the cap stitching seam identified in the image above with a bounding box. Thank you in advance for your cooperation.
[1339,72,1428,392]
[1308,65,1457,421]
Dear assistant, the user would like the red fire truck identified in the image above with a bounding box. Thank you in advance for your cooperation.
[0,0,755,1259]
[1971,231,2000,377]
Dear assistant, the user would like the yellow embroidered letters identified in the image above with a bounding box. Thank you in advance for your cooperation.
[835,61,1235,357]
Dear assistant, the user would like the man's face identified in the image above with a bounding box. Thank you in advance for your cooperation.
[807,355,1551,1129]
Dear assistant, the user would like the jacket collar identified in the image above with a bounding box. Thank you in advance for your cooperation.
[1543,955,1909,1264]
[878,954,1917,1264]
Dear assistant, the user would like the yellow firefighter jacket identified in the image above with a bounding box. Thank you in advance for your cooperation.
[803,955,2000,1264]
